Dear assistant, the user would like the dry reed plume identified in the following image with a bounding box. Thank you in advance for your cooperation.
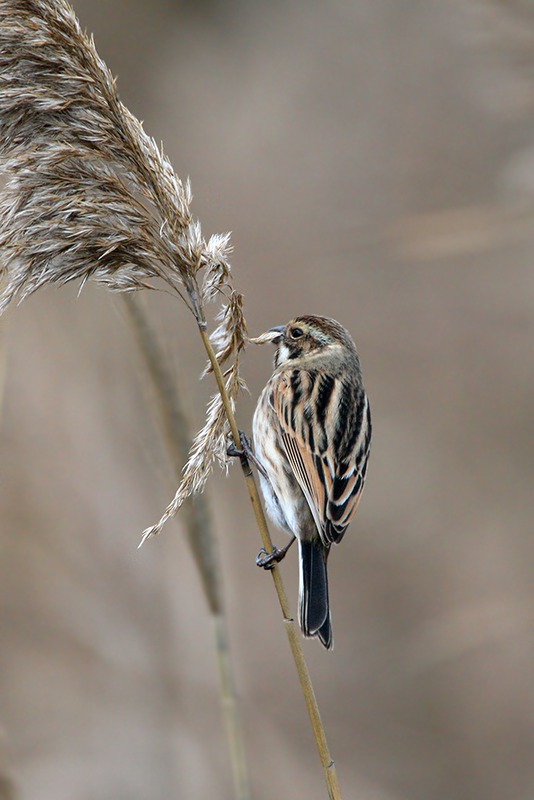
[0,0,245,541]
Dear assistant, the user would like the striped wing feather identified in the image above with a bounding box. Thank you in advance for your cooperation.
[273,368,370,547]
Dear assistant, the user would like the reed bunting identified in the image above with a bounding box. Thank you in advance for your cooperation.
[252,316,371,649]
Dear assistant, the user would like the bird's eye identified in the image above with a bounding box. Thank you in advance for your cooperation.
[290,327,304,339]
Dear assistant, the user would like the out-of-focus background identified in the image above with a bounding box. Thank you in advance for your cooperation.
[1,1,533,798]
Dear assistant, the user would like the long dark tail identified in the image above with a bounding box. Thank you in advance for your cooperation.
[298,539,333,650]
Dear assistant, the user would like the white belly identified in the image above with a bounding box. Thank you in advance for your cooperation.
[252,385,311,537]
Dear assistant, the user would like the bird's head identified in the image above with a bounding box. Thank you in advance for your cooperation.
[260,315,357,368]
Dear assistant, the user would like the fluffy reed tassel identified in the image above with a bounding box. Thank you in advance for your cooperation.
[0,0,247,536]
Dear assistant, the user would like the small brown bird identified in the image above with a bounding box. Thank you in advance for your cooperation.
[252,316,371,649]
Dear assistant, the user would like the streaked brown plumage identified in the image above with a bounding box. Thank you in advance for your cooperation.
[253,315,371,649]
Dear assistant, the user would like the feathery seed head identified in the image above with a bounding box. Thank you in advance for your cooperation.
[0,0,231,320]
[0,0,247,541]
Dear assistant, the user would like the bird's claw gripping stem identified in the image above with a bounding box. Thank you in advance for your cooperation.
[227,430,269,480]
[255,536,296,570]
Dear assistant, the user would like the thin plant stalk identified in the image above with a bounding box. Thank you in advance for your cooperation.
[124,294,251,800]
[198,325,343,800]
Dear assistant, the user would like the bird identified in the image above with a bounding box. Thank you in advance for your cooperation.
[251,315,371,649]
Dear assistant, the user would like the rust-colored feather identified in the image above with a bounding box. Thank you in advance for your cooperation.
[272,367,371,547]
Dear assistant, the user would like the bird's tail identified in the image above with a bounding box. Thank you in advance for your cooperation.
[298,539,333,650]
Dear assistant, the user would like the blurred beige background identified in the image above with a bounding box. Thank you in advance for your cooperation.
[1,1,533,798]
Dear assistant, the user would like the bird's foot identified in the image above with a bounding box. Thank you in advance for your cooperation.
[256,536,296,570]
[227,431,269,480]
[226,430,251,459]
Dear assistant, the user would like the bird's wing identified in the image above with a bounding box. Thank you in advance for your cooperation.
[272,368,371,546]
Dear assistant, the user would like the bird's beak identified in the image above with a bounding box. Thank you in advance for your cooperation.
[268,325,285,345]
[249,325,285,346]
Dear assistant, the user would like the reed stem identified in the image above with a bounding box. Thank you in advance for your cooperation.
[198,325,343,800]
